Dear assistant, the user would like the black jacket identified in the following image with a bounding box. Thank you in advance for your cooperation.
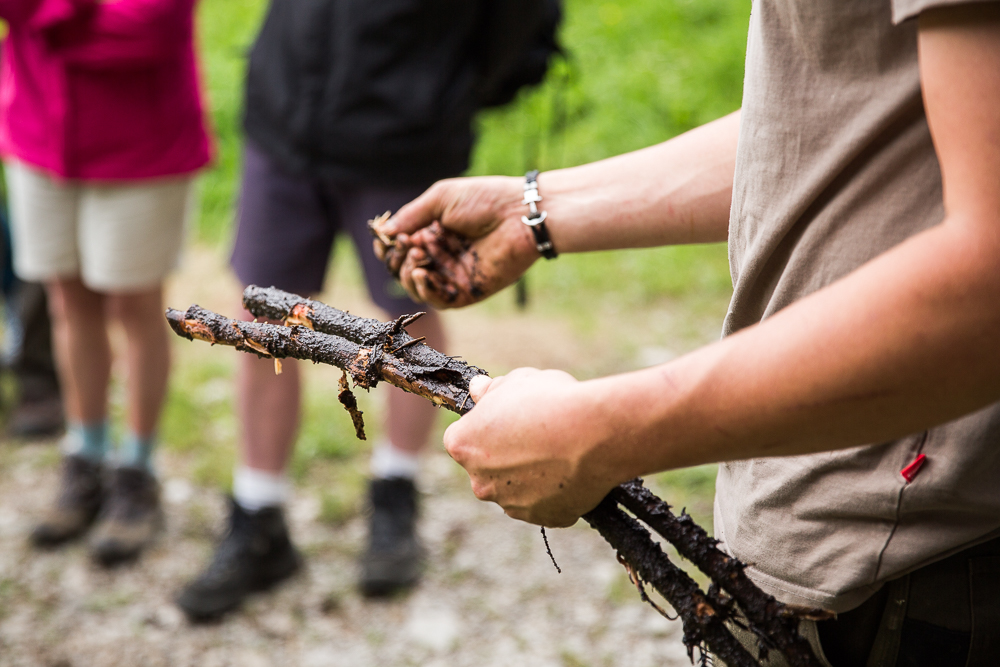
[244,0,557,186]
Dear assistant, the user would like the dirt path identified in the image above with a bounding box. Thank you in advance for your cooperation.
[0,440,700,667]
[0,244,730,667]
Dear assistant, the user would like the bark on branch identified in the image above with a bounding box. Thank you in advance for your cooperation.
[165,304,485,413]
[583,497,758,667]
[611,481,830,666]
[166,289,825,667]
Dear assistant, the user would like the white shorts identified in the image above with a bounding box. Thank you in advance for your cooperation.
[6,161,195,292]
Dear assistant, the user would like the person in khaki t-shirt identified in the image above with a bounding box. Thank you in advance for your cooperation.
[375,1,1000,665]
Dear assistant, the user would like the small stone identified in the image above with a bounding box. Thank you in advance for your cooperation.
[258,610,296,638]
[60,562,89,596]
[148,605,184,630]
[405,604,460,652]
[163,478,193,505]
[0,507,23,537]
[290,495,321,524]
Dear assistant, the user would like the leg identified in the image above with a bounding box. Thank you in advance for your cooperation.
[177,141,330,619]
[227,141,333,487]
[361,310,444,596]
[7,280,64,437]
[6,163,109,545]
[339,181,441,595]
[29,279,110,546]
[236,309,302,474]
[1,206,63,436]
[73,177,192,564]
[176,306,303,621]
[46,278,111,427]
[107,285,170,440]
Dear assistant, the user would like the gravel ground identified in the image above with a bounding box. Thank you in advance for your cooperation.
[0,247,728,667]
[0,439,695,667]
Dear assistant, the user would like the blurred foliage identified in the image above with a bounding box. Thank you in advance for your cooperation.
[195,0,268,246]
[470,0,749,176]
[194,0,749,314]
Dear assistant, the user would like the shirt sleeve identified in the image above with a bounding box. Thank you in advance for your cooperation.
[45,0,192,68]
[892,0,1000,24]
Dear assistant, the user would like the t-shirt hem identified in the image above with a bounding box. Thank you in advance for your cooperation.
[714,495,883,615]
[892,0,1000,24]
[741,565,883,615]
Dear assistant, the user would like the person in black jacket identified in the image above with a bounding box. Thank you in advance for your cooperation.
[176,0,559,619]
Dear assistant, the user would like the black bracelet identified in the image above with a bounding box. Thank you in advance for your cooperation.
[521,169,558,259]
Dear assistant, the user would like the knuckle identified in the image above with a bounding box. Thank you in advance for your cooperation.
[471,480,493,501]
[443,429,469,463]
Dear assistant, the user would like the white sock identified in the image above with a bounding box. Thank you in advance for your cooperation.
[232,466,290,512]
[370,441,420,480]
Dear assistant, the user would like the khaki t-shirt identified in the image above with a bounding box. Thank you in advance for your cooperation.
[715,0,1000,613]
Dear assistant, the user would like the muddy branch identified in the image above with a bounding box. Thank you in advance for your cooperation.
[166,291,825,667]
[241,286,476,384]
[165,304,485,413]
[583,497,758,667]
[611,480,829,666]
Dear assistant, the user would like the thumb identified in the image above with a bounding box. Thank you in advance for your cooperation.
[469,374,493,402]
[384,181,447,236]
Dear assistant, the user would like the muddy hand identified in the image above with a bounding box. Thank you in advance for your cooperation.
[380,176,543,308]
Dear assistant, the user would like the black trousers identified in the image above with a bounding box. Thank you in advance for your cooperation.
[818,535,1000,667]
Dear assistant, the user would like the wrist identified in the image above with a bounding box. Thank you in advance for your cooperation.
[580,362,707,483]
[571,377,645,491]
[521,170,560,259]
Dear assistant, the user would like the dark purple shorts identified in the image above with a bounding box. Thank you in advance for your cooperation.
[231,141,428,317]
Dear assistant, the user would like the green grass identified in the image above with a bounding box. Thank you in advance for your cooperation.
[159,358,238,488]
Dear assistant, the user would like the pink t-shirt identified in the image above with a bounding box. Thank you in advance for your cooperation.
[0,0,212,180]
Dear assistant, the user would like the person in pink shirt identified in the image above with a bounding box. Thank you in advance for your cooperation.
[0,0,212,564]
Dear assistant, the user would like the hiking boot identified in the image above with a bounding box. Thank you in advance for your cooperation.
[89,466,163,566]
[176,499,301,621]
[360,477,425,597]
[31,455,103,546]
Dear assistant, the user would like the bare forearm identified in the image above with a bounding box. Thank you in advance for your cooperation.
[591,217,1000,479]
[542,111,740,253]
[383,111,740,309]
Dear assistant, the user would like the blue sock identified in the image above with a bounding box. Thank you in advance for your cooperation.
[62,420,109,464]
[118,431,157,472]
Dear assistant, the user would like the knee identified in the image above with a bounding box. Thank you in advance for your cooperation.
[45,279,101,324]
[109,288,165,335]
